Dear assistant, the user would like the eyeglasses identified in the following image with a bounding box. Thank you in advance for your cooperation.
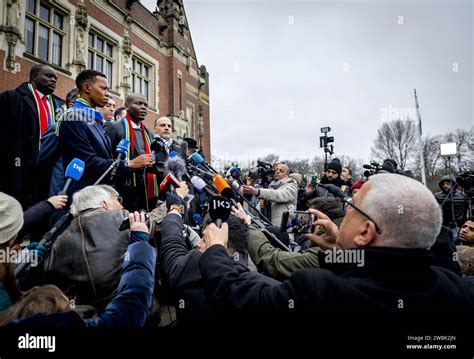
[342,197,382,235]
[116,196,123,204]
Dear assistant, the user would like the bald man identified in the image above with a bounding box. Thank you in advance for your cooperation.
[104,93,157,211]
[242,163,298,226]
[153,116,179,162]
[0,64,63,208]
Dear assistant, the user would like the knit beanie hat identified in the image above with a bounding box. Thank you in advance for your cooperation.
[0,192,24,244]
[289,173,303,185]
[381,160,396,173]
[326,158,342,176]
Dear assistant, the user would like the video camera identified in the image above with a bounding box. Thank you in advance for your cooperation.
[362,162,383,178]
[249,160,275,187]
[456,171,474,195]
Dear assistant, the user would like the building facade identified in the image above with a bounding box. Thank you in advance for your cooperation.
[0,0,211,157]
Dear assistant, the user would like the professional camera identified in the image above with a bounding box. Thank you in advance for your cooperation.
[248,161,275,187]
[362,162,382,177]
[456,171,474,194]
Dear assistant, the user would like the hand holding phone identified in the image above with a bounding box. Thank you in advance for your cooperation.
[280,210,315,234]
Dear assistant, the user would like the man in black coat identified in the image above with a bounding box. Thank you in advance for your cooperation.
[104,93,158,212]
[160,183,277,322]
[58,70,153,198]
[199,174,474,319]
[434,175,467,230]
[0,64,62,208]
[152,116,180,162]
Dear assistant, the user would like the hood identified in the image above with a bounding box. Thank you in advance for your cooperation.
[438,175,456,190]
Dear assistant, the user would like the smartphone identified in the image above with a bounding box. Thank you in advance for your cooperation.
[119,212,150,231]
[280,210,315,234]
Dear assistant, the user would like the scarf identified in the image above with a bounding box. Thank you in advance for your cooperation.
[28,83,57,138]
[268,177,294,189]
[72,98,104,123]
[122,115,158,198]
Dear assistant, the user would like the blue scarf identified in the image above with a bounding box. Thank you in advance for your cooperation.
[72,98,104,123]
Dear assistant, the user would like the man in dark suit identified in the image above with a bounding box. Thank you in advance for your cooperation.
[104,93,159,212]
[58,70,154,199]
[0,64,62,208]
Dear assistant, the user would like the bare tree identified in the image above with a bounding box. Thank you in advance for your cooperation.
[443,127,474,166]
[282,159,310,177]
[260,153,280,165]
[371,119,417,171]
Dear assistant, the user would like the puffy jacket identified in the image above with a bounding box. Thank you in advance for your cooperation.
[434,175,467,228]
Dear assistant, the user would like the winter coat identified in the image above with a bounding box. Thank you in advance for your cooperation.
[434,175,467,228]
[199,245,474,315]
[257,178,298,227]
[0,83,62,208]
[9,234,156,327]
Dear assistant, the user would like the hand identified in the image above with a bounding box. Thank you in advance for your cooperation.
[242,185,259,196]
[27,241,50,267]
[166,192,184,211]
[47,195,68,209]
[202,222,228,249]
[259,199,265,209]
[175,181,189,199]
[231,202,251,225]
[304,208,340,250]
[129,211,148,233]
[128,154,155,169]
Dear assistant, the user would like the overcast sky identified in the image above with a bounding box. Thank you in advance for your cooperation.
[142,0,473,164]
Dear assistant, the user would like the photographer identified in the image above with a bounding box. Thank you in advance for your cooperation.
[242,164,298,226]
[434,175,467,231]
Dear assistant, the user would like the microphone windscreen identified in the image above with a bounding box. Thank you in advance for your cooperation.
[64,158,85,180]
[230,167,241,178]
[116,138,130,155]
[169,151,178,158]
[208,196,232,224]
[220,187,235,200]
[190,152,204,165]
[362,164,373,169]
[213,174,230,193]
[166,156,186,176]
[191,176,207,192]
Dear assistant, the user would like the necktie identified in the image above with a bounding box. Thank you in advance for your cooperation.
[42,96,51,124]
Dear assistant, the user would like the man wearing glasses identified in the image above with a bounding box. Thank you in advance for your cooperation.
[199,173,474,317]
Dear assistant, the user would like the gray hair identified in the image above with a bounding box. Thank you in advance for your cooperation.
[361,174,442,249]
[70,185,117,216]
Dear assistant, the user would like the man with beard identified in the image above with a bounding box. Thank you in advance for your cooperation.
[0,64,62,208]
[320,158,346,189]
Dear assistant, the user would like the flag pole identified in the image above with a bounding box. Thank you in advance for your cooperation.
[414,89,427,186]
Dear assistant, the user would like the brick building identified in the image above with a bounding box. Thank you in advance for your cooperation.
[0,0,211,158]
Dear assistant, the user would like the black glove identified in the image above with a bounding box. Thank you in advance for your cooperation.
[166,192,184,211]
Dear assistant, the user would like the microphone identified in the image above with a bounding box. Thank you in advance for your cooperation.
[193,213,203,226]
[116,138,130,160]
[191,176,217,197]
[230,167,241,179]
[150,138,164,153]
[166,155,188,181]
[362,164,373,169]
[189,152,215,173]
[180,141,188,160]
[208,196,232,228]
[58,158,85,195]
[159,172,181,193]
